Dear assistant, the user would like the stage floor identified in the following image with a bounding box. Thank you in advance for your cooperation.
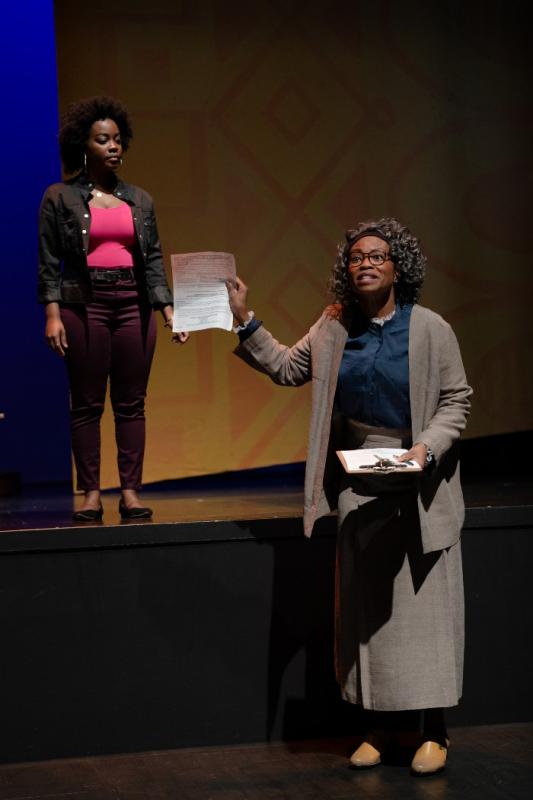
[1,475,532,534]
[0,722,531,799]
[0,484,307,533]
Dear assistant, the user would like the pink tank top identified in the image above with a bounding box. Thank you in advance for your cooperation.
[87,203,135,268]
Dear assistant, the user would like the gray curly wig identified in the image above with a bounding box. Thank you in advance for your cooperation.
[328,217,426,307]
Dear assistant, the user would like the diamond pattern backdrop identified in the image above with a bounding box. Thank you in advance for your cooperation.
[54,0,533,487]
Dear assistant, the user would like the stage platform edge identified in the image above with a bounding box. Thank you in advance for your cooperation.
[0,486,532,764]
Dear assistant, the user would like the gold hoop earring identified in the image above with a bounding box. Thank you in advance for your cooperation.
[119,156,123,166]
[84,152,87,171]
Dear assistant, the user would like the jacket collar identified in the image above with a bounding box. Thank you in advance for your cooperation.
[68,171,135,204]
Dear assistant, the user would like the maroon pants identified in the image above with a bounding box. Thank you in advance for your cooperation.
[61,276,156,491]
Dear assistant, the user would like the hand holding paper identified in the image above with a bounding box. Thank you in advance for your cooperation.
[226,275,250,326]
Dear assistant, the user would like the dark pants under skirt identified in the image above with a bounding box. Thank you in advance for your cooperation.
[334,434,464,711]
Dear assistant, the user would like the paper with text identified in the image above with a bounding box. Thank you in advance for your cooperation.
[171,251,236,332]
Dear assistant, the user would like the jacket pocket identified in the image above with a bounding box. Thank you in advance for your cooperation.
[58,212,81,252]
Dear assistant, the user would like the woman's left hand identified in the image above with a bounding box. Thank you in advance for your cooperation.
[161,307,189,344]
[397,442,427,469]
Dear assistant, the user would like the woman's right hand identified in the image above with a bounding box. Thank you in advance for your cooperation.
[226,276,249,325]
[45,317,68,357]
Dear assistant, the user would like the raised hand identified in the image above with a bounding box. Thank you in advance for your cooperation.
[226,276,249,325]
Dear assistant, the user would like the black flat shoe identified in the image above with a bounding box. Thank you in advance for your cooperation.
[119,500,153,519]
[73,506,103,522]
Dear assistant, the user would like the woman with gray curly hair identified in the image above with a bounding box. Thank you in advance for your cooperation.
[227,217,472,776]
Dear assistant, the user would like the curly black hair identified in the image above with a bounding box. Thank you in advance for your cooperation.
[328,217,426,307]
[58,96,133,174]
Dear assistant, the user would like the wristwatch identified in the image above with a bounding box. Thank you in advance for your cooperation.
[425,447,435,468]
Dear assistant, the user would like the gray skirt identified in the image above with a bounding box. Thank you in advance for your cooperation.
[334,428,464,711]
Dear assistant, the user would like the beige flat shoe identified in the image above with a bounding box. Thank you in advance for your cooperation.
[411,740,449,775]
[349,734,385,768]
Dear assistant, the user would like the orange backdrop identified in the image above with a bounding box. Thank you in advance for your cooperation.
[54,0,533,487]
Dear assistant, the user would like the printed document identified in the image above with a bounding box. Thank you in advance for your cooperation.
[171,251,236,332]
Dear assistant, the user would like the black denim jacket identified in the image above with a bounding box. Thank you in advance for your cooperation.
[38,173,173,306]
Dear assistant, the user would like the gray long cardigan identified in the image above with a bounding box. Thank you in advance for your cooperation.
[235,304,472,554]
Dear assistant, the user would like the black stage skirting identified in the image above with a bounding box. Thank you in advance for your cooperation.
[0,440,532,763]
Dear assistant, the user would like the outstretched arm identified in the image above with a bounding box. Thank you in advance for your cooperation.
[227,277,312,387]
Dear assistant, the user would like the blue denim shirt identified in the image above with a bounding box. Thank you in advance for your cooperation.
[335,303,413,429]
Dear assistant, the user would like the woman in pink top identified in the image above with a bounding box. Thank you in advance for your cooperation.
[39,96,188,521]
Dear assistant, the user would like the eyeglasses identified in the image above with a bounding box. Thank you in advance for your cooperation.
[348,251,392,267]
